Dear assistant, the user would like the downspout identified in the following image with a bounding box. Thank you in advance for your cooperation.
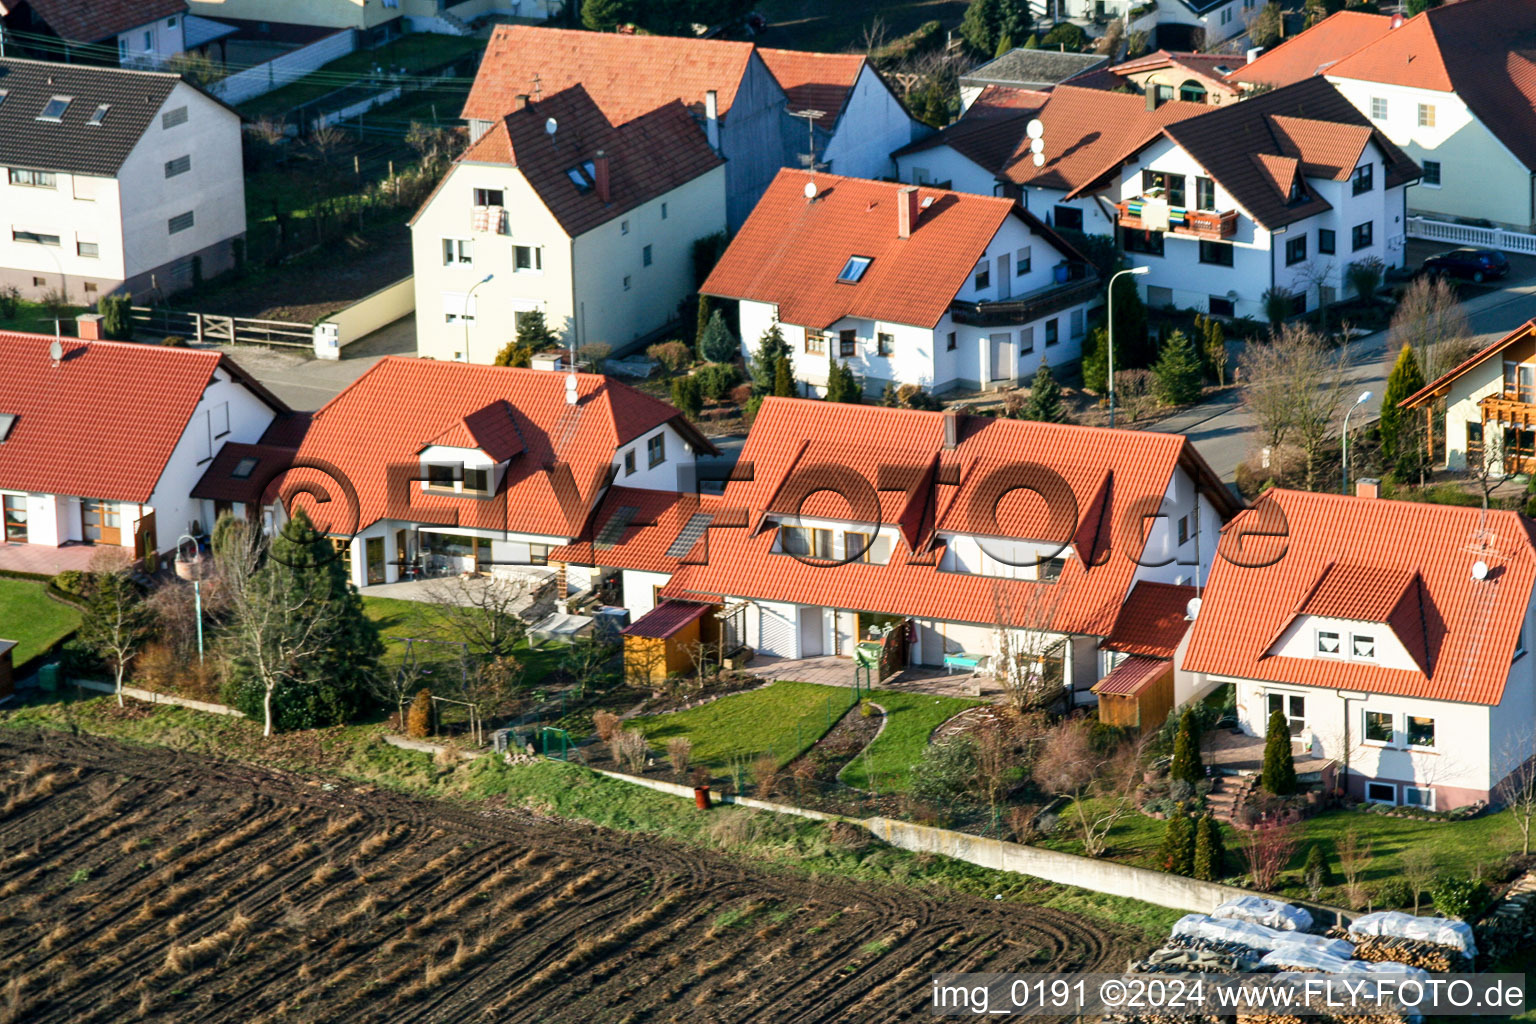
[1334,688,1360,800]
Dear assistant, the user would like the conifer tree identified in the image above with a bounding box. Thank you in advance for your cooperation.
[1193,813,1225,881]
[1379,344,1426,472]
[1154,330,1203,406]
[1023,361,1068,422]
[773,355,795,397]
[1169,709,1205,786]
[1159,806,1196,876]
[697,309,737,363]
[751,319,792,395]
[1260,709,1298,795]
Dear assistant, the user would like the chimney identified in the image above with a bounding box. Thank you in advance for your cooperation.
[704,89,720,152]
[593,149,610,203]
[75,313,104,341]
[1245,46,1264,63]
[942,409,959,450]
[513,93,530,111]
[1145,88,1159,111]
[1356,477,1380,500]
[897,184,920,238]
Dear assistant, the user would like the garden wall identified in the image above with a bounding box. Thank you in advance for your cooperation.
[73,679,245,718]
[313,275,413,359]
[212,29,359,106]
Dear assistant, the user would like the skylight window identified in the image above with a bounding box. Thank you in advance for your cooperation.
[0,414,15,443]
[87,104,110,126]
[837,255,872,283]
[231,456,260,479]
[0,90,8,109]
[565,160,597,192]
[37,95,72,122]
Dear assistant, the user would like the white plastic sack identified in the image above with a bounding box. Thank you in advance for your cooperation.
[1171,915,1353,958]
[1348,910,1477,956]
[1213,896,1314,932]
[1259,946,1353,972]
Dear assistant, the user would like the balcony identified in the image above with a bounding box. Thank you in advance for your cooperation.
[1115,197,1237,240]
[949,273,1099,328]
[1480,392,1536,427]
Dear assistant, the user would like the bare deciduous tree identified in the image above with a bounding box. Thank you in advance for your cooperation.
[1337,827,1374,906]
[991,584,1067,713]
[1241,821,1299,891]
[1240,323,1352,489]
[1389,275,1479,383]
[1469,428,1514,509]
[423,574,534,659]
[1400,845,1438,914]
[1496,728,1536,856]
[1032,718,1141,857]
[79,550,153,707]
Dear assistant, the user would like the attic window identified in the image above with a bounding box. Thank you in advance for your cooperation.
[565,160,596,192]
[837,255,872,283]
[87,104,110,126]
[37,96,72,122]
[0,414,15,442]
[0,90,8,109]
[231,456,260,479]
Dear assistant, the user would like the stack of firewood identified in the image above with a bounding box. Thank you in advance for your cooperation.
[1477,871,1536,962]
[1349,934,1472,972]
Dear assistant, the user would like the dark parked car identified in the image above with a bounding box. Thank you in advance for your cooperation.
[1421,247,1510,283]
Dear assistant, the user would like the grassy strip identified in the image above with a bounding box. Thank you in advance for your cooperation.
[0,694,1181,941]
[237,34,484,120]
[0,577,83,665]
[362,594,563,686]
[629,680,850,767]
[840,689,981,792]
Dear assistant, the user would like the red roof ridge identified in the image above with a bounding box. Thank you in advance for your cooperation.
[1229,10,1395,87]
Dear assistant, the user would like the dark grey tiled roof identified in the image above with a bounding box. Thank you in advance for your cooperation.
[0,58,182,175]
[960,49,1109,90]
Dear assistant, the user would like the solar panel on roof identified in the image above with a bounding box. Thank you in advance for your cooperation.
[595,505,639,549]
[666,513,714,558]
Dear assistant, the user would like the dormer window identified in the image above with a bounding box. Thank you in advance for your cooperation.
[463,468,489,493]
[1352,633,1375,659]
[37,96,72,121]
[426,464,456,490]
[1316,630,1341,655]
[838,255,872,283]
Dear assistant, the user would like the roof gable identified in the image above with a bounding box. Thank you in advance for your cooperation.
[757,47,866,122]
[1230,11,1396,88]
[1402,319,1536,409]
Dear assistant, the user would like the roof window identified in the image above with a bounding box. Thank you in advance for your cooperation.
[838,255,872,283]
[231,456,260,479]
[37,96,72,122]
[86,104,109,126]
[0,414,15,442]
[0,90,8,109]
[565,160,597,192]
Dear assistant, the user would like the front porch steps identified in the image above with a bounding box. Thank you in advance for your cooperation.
[1204,773,1258,824]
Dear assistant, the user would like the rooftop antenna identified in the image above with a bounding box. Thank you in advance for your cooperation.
[788,108,825,170]
[531,72,542,102]
[565,320,578,405]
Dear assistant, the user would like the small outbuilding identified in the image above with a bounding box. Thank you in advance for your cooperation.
[1092,655,1174,733]
[0,640,15,699]
[621,601,714,684]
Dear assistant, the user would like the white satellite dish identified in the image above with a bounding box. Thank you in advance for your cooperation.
[1031,152,1045,168]
[544,117,558,136]
[1472,560,1490,581]
[1026,118,1044,139]
[564,372,578,405]
[803,180,818,200]
[48,339,62,364]
[1029,137,1044,155]
[1185,596,1202,621]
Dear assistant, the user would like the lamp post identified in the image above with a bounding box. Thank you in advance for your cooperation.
[1342,390,1372,495]
[463,273,493,362]
[1107,265,1149,428]
[177,533,204,665]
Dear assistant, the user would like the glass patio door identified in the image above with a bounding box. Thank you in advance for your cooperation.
[2,495,26,543]
[82,499,120,545]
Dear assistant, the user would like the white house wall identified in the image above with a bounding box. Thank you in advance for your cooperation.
[895,143,998,195]
[1132,467,1219,587]
[819,65,925,181]
[115,12,186,66]
[1328,76,1534,231]
[0,170,125,302]
[610,421,695,492]
[621,569,672,618]
[723,54,792,230]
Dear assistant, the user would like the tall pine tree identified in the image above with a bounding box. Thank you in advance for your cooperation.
[773,355,795,397]
[1154,330,1203,406]
[1023,361,1068,422]
[1260,708,1298,795]
[751,319,792,395]
[1193,814,1225,881]
[1379,344,1426,474]
[1169,709,1204,785]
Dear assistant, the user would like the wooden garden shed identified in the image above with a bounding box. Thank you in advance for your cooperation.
[621,601,714,684]
[1092,655,1174,733]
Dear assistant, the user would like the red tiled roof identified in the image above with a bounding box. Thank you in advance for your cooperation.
[1267,114,1372,180]
[1104,581,1196,658]
[190,443,297,505]
[424,401,525,462]
[1093,654,1170,696]
[623,600,710,639]
[660,399,1239,638]
[1325,0,1536,173]
[995,85,1211,196]
[757,48,865,121]
[280,358,712,539]
[549,487,721,575]
[5,0,187,43]
[1229,11,1395,88]
[462,24,757,124]
[1183,489,1536,706]
[1401,319,1536,409]
[703,169,1022,330]
[972,84,1052,111]
[0,333,283,503]
[447,84,723,238]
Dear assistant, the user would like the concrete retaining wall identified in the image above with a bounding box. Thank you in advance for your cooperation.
[73,678,245,718]
[313,275,413,359]
[214,29,358,106]
[588,768,848,822]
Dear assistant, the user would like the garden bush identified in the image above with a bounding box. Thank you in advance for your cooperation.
[695,362,741,401]
[1429,874,1490,919]
[647,340,691,374]
[406,689,433,739]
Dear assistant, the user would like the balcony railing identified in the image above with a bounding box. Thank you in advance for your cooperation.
[1115,198,1237,240]
[949,274,1100,328]
[1480,392,1536,426]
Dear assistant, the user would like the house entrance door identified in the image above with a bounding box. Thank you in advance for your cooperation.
[83,499,120,545]
[366,537,386,585]
[989,333,1013,381]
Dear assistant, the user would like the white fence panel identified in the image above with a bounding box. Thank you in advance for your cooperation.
[1407,216,1536,256]
[212,29,358,107]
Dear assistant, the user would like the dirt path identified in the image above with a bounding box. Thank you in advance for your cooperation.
[0,729,1131,1023]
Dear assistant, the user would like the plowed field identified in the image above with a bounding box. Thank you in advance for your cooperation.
[0,729,1130,1022]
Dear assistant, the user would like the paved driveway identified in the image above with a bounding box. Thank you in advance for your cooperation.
[220,314,416,411]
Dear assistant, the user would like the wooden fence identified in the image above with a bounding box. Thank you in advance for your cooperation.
[130,307,313,349]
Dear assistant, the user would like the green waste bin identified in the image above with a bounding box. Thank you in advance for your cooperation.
[38,663,59,692]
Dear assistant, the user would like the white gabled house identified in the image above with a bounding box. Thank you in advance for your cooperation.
[704,169,1099,397]
[1182,488,1536,811]
[1398,319,1536,474]
[0,332,287,572]
[0,0,187,67]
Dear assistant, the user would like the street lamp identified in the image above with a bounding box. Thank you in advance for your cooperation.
[1107,265,1149,428]
[463,273,493,362]
[176,533,204,665]
[1342,390,1372,495]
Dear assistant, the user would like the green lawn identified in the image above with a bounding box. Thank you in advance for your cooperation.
[361,594,561,687]
[238,34,485,120]
[0,577,82,667]
[630,680,850,767]
[0,298,87,335]
[840,689,982,793]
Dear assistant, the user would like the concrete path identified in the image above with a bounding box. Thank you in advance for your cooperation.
[219,313,416,411]
[744,655,997,699]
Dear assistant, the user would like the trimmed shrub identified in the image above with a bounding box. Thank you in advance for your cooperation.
[406,689,433,739]
[670,374,704,418]
[647,340,692,374]
[1193,813,1225,881]
[695,362,741,401]
[1260,709,1297,795]
[1159,807,1196,876]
